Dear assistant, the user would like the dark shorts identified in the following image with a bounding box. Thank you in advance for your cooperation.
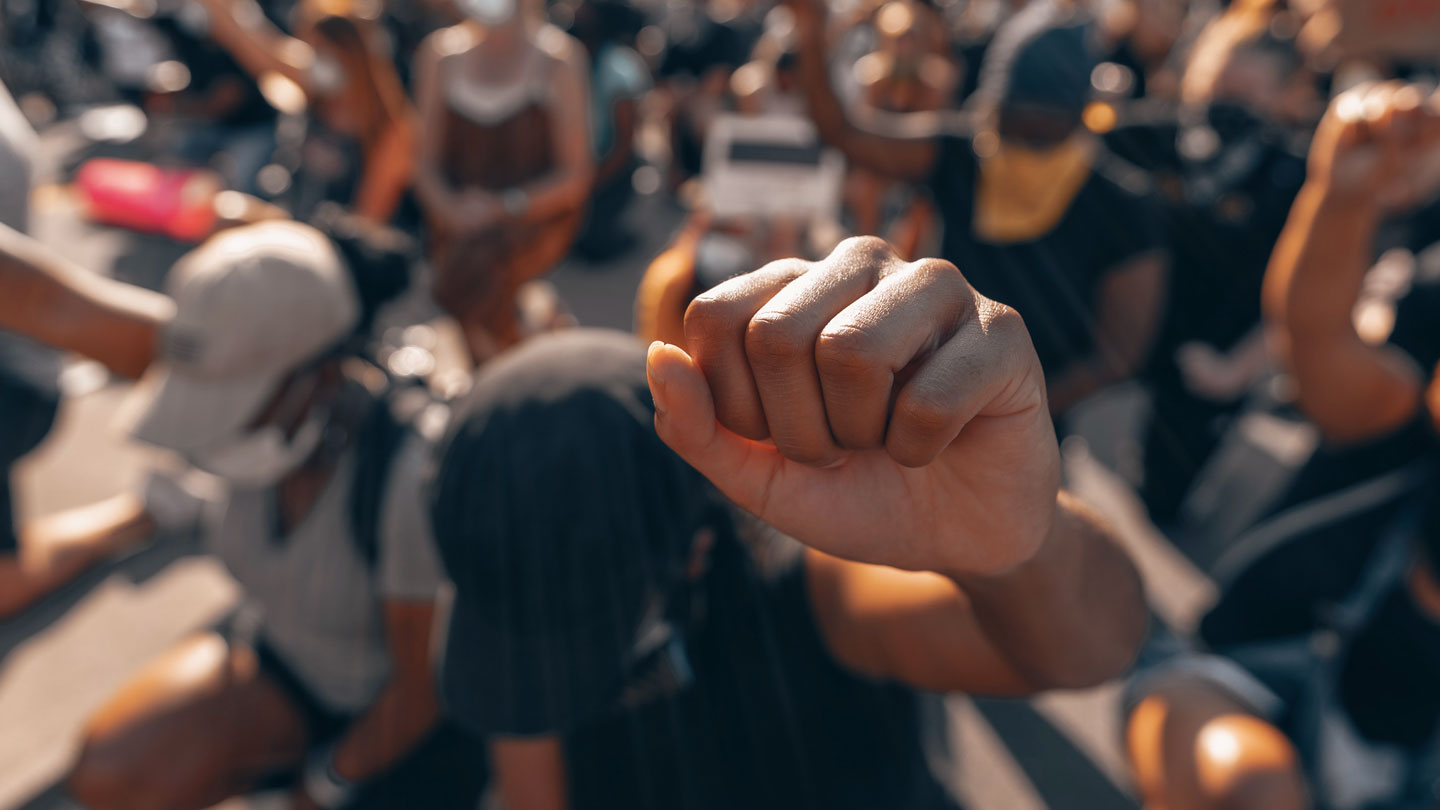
[249,633,489,808]
[253,637,352,745]
[0,478,15,555]
[0,366,60,554]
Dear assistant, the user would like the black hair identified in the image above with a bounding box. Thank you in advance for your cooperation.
[309,203,416,338]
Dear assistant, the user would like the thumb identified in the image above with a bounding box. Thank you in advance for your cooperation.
[647,341,784,513]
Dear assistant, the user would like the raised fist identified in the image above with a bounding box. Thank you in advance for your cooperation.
[647,237,1060,577]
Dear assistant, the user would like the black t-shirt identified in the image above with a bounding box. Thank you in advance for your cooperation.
[928,134,1164,377]
[1108,115,1309,364]
[1201,246,1440,649]
[562,530,961,810]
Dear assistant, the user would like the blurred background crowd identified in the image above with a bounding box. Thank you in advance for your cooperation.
[2,0,1440,808]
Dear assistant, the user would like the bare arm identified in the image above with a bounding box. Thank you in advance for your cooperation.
[511,35,595,225]
[788,0,940,183]
[809,491,1145,694]
[412,34,467,231]
[354,119,417,225]
[597,97,640,186]
[1263,83,1440,443]
[195,0,319,93]
[653,236,1148,696]
[0,224,170,379]
[490,736,569,810]
[1047,251,1169,414]
[326,601,441,785]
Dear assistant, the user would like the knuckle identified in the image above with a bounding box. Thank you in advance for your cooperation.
[895,387,954,438]
[908,257,966,287]
[815,325,884,379]
[744,310,813,365]
[979,298,1030,343]
[831,235,898,272]
[906,258,972,308]
[683,293,747,344]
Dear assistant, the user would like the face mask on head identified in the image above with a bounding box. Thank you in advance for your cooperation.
[190,410,328,489]
[456,0,517,26]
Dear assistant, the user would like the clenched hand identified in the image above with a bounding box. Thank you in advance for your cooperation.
[647,237,1060,577]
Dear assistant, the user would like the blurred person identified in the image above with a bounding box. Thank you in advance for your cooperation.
[82,0,280,195]
[1105,6,1318,523]
[789,0,1169,417]
[201,0,418,226]
[413,0,592,361]
[654,0,769,186]
[1097,0,1190,101]
[0,75,162,621]
[31,220,485,810]
[569,0,652,262]
[381,0,463,88]
[1125,82,1440,810]
[634,201,840,349]
[432,236,1148,809]
[844,0,957,258]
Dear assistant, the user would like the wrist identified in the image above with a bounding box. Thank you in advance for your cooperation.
[303,744,359,809]
[1302,180,1385,222]
[501,187,531,220]
[942,492,1061,584]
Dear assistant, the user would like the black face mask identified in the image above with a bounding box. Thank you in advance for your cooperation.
[1337,581,1440,747]
[1205,101,1266,146]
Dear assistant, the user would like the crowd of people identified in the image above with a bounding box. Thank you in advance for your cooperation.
[1,0,1439,808]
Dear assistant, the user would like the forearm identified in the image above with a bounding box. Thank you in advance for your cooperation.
[596,144,633,185]
[513,162,595,223]
[330,680,440,784]
[199,0,315,90]
[949,492,1147,691]
[1263,182,1423,437]
[795,22,853,154]
[415,164,462,220]
[1266,182,1378,348]
[0,226,169,378]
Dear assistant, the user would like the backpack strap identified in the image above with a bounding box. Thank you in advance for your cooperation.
[348,380,441,568]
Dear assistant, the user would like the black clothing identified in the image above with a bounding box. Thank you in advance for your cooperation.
[1106,107,1308,521]
[928,133,1163,378]
[432,330,962,810]
[0,350,59,554]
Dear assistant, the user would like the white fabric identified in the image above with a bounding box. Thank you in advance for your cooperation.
[210,434,445,712]
[122,222,360,453]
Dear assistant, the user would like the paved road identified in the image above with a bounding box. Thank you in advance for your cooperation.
[0,133,1221,810]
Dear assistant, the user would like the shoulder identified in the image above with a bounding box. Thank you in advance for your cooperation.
[420,25,475,67]
[537,25,588,76]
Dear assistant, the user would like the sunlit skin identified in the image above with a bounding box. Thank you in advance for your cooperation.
[1129,82,1440,810]
[493,236,1148,808]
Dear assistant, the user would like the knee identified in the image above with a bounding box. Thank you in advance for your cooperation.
[67,737,139,810]
[67,733,178,810]
[1194,714,1308,810]
[1127,688,1309,810]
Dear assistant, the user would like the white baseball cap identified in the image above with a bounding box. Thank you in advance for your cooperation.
[119,221,360,453]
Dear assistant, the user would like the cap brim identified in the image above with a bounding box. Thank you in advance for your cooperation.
[118,365,281,453]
